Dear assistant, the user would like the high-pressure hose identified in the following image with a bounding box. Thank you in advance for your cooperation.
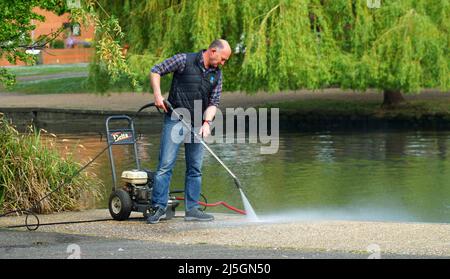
[175,197,246,215]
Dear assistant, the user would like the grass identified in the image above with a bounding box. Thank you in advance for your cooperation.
[3,77,91,94]
[2,76,144,94]
[0,64,92,94]
[0,113,102,214]
[5,63,88,77]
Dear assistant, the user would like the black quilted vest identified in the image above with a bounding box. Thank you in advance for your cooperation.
[168,50,220,123]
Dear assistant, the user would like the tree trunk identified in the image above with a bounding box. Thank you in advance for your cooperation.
[382,89,406,107]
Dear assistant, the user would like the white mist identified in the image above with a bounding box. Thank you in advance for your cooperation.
[239,188,259,222]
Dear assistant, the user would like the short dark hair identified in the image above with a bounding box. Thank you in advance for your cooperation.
[208,39,224,50]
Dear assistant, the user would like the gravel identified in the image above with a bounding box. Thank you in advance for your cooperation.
[1,209,449,257]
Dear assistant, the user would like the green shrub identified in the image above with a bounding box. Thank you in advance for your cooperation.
[50,39,65,49]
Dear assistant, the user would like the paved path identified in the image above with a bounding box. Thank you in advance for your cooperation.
[1,210,448,258]
[0,229,435,259]
[0,89,384,112]
[2,89,450,113]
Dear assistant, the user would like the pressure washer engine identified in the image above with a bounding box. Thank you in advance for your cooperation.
[106,115,179,221]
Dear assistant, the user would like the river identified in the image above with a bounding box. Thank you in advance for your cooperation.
[47,122,450,224]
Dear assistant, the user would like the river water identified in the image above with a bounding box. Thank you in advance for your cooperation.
[50,128,450,223]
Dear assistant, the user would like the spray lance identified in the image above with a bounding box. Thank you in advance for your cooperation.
[161,100,242,188]
[160,100,258,220]
[137,101,244,188]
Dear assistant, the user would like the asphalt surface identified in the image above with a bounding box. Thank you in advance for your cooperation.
[0,229,441,259]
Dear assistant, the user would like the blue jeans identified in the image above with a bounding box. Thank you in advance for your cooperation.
[152,115,205,212]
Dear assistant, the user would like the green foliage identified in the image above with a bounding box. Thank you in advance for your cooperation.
[2,0,448,95]
[0,114,102,213]
[70,0,140,92]
[332,0,450,94]
[240,0,337,91]
[0,68,16,87]
[91,0,448,95]
[50,39,65,49]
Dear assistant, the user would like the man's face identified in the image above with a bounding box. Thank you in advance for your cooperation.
[209,47,231,68]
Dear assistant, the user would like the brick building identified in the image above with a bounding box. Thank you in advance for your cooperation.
[0,8,95,66]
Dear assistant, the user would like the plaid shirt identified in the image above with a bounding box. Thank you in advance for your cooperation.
[150,51,222,107]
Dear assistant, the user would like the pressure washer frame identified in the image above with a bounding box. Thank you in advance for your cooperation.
[105,115,141,191]
[105,114,179,221]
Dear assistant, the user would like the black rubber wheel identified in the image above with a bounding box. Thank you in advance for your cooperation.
[108,189,132,221]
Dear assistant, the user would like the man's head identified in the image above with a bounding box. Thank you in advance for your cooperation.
[206,39,231,68]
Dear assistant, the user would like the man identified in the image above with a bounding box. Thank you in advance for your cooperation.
[147,39,232,224]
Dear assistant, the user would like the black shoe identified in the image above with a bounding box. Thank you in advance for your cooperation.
[146,207,166,224]
[185,208,214,222]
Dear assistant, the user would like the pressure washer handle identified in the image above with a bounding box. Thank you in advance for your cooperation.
[136,102,164,116]
[137,102,155,114]
[163,99,174,112]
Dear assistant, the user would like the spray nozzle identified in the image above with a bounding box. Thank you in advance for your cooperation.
[233,177,242,189]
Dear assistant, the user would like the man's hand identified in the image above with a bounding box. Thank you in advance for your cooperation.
[154,94,167,112]
[150,72,167,112]
[199,122,211,138]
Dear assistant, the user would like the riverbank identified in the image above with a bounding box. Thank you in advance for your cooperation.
[1,209,449,258]
[2,89,450,131]
[2,88,450,112]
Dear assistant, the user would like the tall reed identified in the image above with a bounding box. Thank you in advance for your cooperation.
[0,113,102,214]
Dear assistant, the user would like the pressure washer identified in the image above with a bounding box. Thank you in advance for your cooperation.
[1,100,252,230]
[105,112,181,221]
[105,100,252,221]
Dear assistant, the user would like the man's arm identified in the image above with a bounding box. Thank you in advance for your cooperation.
[149,53,186,112]
[150,72,166,112]
[203,105,217,122]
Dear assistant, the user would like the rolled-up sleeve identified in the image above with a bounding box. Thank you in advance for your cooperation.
[150,53,186,76]
[209,71,222,107]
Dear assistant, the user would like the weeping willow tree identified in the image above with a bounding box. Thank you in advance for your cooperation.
[327,0,450,106]
[92,0,449,105]
[93,0,337,92]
